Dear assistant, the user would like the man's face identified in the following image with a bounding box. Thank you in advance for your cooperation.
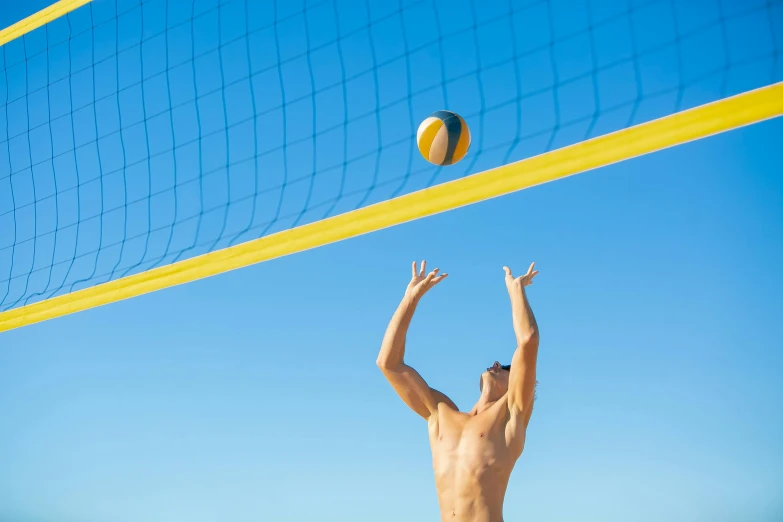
[480,361,511,393]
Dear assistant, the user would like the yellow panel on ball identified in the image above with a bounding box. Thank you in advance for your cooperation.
[416,110,471,166]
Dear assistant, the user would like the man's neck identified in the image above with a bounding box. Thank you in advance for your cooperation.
[470,389,503,416]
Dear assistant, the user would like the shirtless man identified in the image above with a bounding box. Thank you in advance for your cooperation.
[377,260,539,522]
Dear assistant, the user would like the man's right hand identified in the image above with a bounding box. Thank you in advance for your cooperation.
[405,260,448,300]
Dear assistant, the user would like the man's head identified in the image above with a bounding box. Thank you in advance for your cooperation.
[479,361,511,399]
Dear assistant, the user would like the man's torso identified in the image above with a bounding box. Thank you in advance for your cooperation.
[428,398,524,522]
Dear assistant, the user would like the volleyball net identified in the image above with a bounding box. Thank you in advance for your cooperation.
[1,0,781,332]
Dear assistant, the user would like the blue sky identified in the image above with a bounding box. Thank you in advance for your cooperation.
[1,1,782,521]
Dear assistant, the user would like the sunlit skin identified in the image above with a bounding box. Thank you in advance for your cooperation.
[377,261,540,522]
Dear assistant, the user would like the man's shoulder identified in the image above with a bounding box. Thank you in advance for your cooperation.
[431,388,459,412]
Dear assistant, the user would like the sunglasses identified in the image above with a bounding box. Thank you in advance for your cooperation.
[500,364,511,371]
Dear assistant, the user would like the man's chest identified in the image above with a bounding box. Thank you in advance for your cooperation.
[429,409,511,480]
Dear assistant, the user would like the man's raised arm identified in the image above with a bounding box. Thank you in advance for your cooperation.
[376,261,456,420]
[503,263,540,447]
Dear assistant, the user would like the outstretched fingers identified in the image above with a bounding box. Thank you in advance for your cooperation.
[410,261,448,291]
[526,262,539,284]
[505,263,539,286]
[431,273,448,287]
[423,267,447,288]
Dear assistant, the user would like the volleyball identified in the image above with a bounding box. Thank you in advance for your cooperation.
[416,110,471,166]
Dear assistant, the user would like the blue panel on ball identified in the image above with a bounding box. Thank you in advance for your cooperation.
[429,111,463,166]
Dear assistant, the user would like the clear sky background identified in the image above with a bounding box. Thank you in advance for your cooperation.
[1,1,782,521]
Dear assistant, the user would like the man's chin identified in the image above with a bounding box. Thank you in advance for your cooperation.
[481,372,497,384]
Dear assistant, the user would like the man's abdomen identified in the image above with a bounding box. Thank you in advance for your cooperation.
[434,462,510,522]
